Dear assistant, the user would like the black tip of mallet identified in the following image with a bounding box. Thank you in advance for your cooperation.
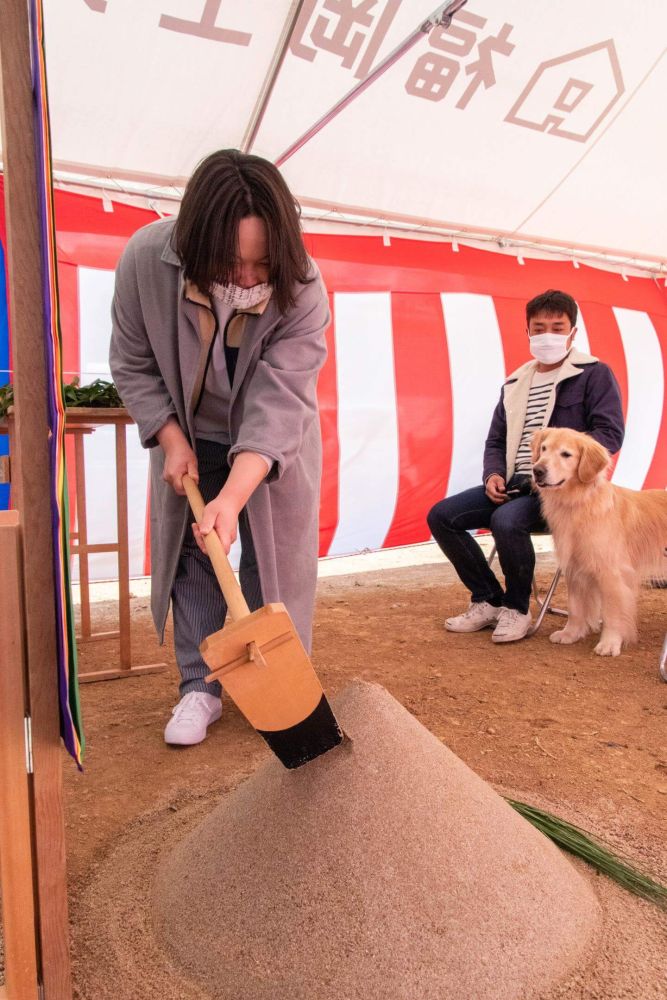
[257,694,344,769]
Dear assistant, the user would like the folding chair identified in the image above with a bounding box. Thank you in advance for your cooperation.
[486,534,568,636]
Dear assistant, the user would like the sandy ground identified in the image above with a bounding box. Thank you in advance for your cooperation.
[3,552,667,997]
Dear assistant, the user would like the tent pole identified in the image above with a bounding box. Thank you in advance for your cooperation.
[274,0,467,167]
[240,0,306,154]
[0,1,73,997]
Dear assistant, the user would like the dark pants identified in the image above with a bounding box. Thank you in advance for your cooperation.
[171,439,264,698]
[427,476,546,614]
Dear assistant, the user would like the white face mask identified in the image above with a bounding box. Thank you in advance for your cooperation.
[211,282,272,310]
[529,331,574,365]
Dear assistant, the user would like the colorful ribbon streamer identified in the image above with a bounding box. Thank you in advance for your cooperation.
[29,0,84,766]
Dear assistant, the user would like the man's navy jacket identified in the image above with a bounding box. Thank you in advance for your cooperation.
[482,349,625,485]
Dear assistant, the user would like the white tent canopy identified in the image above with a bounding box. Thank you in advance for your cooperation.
[16,0,666,271]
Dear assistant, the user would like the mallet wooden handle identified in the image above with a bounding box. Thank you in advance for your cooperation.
[182,475,250,622]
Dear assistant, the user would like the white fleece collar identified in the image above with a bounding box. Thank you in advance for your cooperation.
[505,347,598,385]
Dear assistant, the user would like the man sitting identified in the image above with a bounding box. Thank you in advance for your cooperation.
[427,289,625,643]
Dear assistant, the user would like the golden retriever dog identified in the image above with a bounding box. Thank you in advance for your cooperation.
[531,427,667,656]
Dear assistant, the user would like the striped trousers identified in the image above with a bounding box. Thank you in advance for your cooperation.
[171,439,263,698]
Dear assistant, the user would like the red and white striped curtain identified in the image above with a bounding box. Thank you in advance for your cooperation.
[3,185,666,580]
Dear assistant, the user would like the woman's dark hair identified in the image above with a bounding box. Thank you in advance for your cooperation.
[526,289,578,328]
[174,149,311,313]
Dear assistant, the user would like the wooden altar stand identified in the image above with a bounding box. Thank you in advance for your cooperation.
[1,406,166,683]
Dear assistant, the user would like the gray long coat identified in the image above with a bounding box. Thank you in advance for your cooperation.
[109,218,329,651]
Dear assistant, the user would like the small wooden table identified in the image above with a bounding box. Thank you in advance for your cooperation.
[0,407,165,683]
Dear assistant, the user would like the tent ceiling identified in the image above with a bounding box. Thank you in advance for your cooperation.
[6,1,667,266]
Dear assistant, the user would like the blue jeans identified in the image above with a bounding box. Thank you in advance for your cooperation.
[427,476,546,614]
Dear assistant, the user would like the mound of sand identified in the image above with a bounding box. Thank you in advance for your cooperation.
[154,682,600,1000]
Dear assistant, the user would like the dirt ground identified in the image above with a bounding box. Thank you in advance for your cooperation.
[10,552,667,997]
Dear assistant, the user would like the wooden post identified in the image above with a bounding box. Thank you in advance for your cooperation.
[0,0,73,996]
[115,420,132,669]
[73,428,92,638]
[0,512,39,1000]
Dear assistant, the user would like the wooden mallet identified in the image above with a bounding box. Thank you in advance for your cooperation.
[182,475,343,768]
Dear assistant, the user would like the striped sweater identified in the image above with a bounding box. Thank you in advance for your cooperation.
[514,370,555,474]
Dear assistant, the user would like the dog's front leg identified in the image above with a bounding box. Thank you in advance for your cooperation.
[550,626,589,645]
[594,634,624,656]
[594,571,638,656]
[550,571,591,645]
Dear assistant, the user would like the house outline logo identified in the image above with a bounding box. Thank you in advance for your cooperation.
[505,40,625,143]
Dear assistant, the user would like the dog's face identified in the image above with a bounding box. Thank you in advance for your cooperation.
[531,428,610,490]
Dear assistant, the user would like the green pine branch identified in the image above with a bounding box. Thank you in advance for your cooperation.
[0,378,123,418]
[507,797,667,908]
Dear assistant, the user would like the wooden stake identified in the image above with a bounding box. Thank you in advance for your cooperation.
[0,512,39,999]
[0,1,73,995]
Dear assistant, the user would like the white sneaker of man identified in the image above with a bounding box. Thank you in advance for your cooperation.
[164,691,222,746]
[445,600,501,633]
[491,607,533,643]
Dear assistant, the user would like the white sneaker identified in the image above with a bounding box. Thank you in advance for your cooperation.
[445,601,501,633]
[164,692,222,746]
[492,607,532,643]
